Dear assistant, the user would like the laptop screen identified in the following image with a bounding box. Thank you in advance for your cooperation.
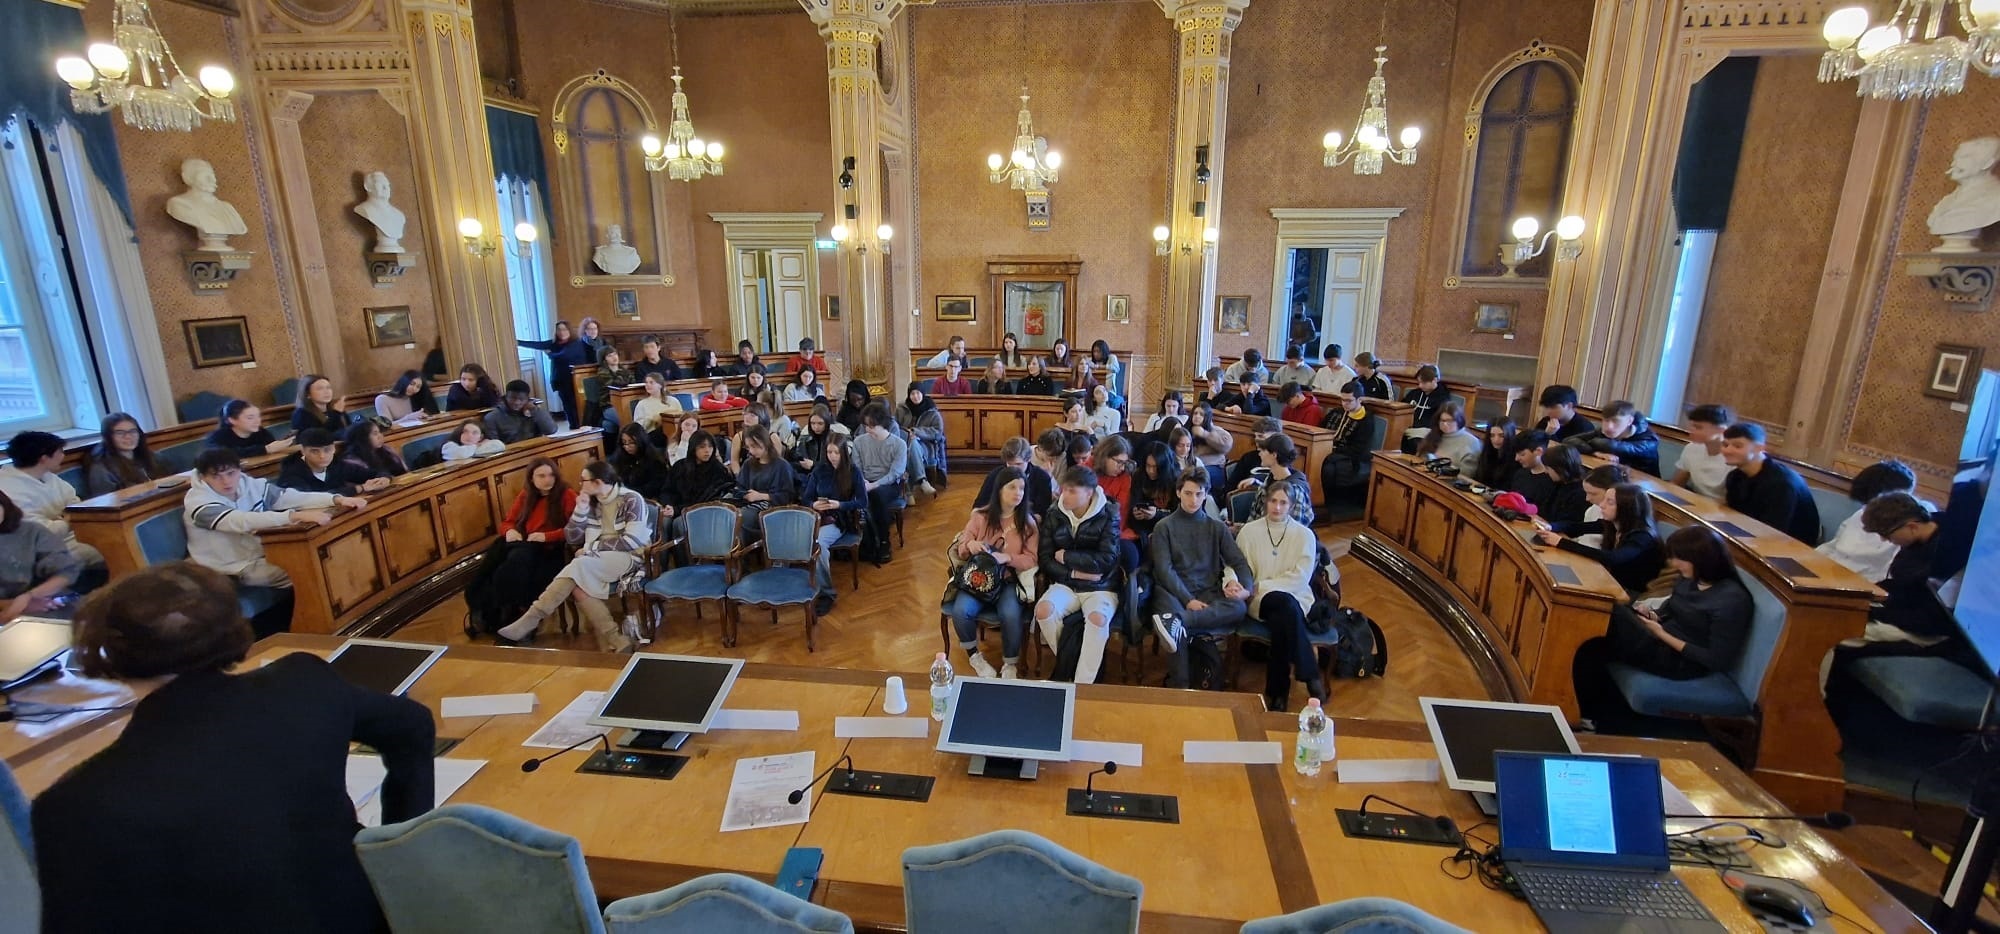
[1496,752,1670,870]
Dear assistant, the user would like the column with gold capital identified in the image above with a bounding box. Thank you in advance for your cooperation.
[1158,0,1249,392]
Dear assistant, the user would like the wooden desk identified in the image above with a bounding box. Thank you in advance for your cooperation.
[1210,411,1342,507]
[932,396,1069,461]
[7,636,1915,932]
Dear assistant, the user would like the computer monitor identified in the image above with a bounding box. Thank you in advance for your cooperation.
[1420,696,1581,795]
[1495,751,1671,870]
[937,677,1076,779]
[326,639,447,696]
[0,619,71,687]
[588,654,743,736]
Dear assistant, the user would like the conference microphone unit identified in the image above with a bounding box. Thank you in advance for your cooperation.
[522,731,687,781]
[788,754,934,804]
[1066,761,1179,823]
[1675,811,1855,830]
[520,733,611,772]
[788,755,854,805]
[1336,794,1460,847]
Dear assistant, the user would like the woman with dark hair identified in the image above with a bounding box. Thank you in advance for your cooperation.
[836,379,872,433]
[1127,440,1181,539]
[496,460,649,652]
[341,421,408,478]
[610,423,670,502]
[692,346,722,379]
[1084,384,1123,437]
[519,320,596,429]
[662,429,736,533]
[446,363,501,411]
[1016,356,1056,396]
[1144,392,1187,433]
[1476,419,1520,490]
[803,436,868,616]
[0,489,79,619]
[1240,433,1316,527]
[729,402,787,474]
[205,400,293,455]
[84,412,165,495]
[662,412,704,465]
[442,420,505,461]
[33,562,434,933]
[789,405,834,476]
[1536,483,1664,594]
[464,457,575,635]
[1188,404,1233,486]
[733,424,799,538]
[1414,401,1483,477]
[996,333,1027,368]
[743,365,772,400]
[1571,525,1752,731]
[1089,339,1122,393]
[896,381,946,497]
[946,466,1039,679]
[785,366,827,404]
[290,374,348,434]
[1536,443,1590,524]
[1047,338,1074,371]
[1819,459,1933,581]
[374,370,439,421]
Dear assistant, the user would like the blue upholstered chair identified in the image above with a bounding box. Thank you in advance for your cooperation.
[55,464,85,497]
[1,761,38,934]
[1608,573,1787,719]
[826,526,863,591]
[1848,655,1995,731]
[727,507,822,651]
[403,434,450,470]
[1810,485,1861,546]
[644,502,742,646]
[176,390,229,424]
[270,377,302,406]
[1655,436,1688,482]
[132,510,285,620]
[604,873,853,933]
[1240,898,1470,934]
[353,804,606,934]
[154,439,206,475]
[674,393,698,411]
[1229,615,1341,694]
[901,830,1142,934]
[1229,489,1259,524]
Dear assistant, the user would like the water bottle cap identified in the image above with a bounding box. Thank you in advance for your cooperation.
[935,652,947,660]
[1305,698,1321,708]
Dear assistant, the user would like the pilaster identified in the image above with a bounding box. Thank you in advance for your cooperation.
[1158,0,1248,391]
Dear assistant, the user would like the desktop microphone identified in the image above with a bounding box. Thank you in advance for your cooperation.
[1082,761,1118,800]
[520,733,612,773]
[1678,810,1854,830]
[787,755,855,805]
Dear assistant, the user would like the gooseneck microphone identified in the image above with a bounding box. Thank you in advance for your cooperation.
[521,733,612,773]
[788,755,855,805]
[1083,761,1118,800]
[1678,811,1854,830]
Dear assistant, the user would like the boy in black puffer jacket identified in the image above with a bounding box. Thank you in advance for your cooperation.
[1034,465,1122,684]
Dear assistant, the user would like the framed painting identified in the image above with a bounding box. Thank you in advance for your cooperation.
[823,295,841,321]
[1218,295,1251,334]
[183,316,253,368]
[613,289,640,319]
[937,295,976,321]
[365,305,416,348]
[1926,343,1983,401]
[1472,301,1517,334]
[1106,294,1130,323]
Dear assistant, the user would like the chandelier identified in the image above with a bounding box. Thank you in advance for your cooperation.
[1819,1,2000,99]
[1321,46,1420,176]
[640,68,724,181]
[986,87,1061,192]
[53,0,236,133]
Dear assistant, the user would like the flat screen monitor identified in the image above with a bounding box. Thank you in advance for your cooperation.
[1420,696,1581,794]
[936,677,1075,762]
[589,654,744,734]
[326,639,446,697]
[0,619,71,685]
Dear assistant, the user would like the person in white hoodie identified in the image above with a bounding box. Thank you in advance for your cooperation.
[185,448,363,589]
[1818,461,1935,582]
[0,431,105,574]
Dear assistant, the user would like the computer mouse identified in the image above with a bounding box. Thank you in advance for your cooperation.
[1742,884,1814,927]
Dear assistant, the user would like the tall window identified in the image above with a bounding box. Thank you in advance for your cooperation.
[497,179,554,392]
[0,119,109,434]
[1459,60,1577,280]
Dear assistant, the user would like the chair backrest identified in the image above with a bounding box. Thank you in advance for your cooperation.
[684,502,742,559]
[176,390,229,424]
[137,509,191,565]
[269,422,295,441]
[353,804,607,934]
[1240,897,1471,934]
[155,439,206,475]
[1728,571,1789,705]
[759,506,818,565]
[56,464,85,496]
[603,873,853,933]
[0,761,38,934]
[1655,436,1688,482]
[674,393,698,411]
[1230,489,1259,524]
[1811,485,1860,546]
[919,378,937,394]
[1362,415,1389,451]
[582,376,604,407]
[403,434,450,469]
[902,829,1142,934]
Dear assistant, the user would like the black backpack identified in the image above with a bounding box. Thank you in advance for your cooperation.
[1302,544,1343,635]
[1329,607,1388,679]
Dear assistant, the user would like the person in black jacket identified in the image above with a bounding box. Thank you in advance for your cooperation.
[1477,419,1521,490]
[1318,394,1376,500]
[446,363,502,411]
[1345,352,1394,400]
[1402,365,1451,430]
[1536,443,1591,524]
[632,334,684,383]
[1033,465,1122,684]
[1564,400,1661,476]
[276,428,390,496]
[661,430,736,539]
[803,435,869,615]
[1536,384,1595,441]
[1721,423,1821,544]
[610,423,670,502]
[835,379,872,434]
[32,562,435,933]
[1536,482,1665,594]
[518,321,596,429]
[973,436,1055,521]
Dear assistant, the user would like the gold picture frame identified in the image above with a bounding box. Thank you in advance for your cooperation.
[1106,294,1131,323]
[364,305,416,348]
[937,295,976,321]
[183,316,254,368]
[1472,300,1517,334]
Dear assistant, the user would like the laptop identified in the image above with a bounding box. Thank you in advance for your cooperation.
[1496,752,1723,933]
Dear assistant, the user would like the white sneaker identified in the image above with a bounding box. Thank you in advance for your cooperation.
[1152,614,1184,654]
[921,480,939,497]
[967,653,998,679]
[1000,662,1019,680]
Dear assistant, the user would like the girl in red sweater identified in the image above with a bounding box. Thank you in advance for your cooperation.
[465,457,578,635]
[1090,435,1143,573]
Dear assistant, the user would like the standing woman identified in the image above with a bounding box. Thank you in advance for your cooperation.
[732,425,799,538]
[290,374,348,434]
[576,316,608,362]
[83,413,165,495]
[1235,479,1329,710]
[496,460,650,653]
[342,421,409,478]
[447,363,501,411]
[996,333,1027,368]
[803,435,868,615]
[519,321,596,429]
[1016,356,1056,396]
[464,456,576,635]
[205,400,294,456]
[897,381,947,497]
[610,423,670,502]
[948,466,1039,679]
[375,370,440,421]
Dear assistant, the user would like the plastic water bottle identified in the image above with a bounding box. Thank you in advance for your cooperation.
[929,652,954,721]
[1295,698,1331,776]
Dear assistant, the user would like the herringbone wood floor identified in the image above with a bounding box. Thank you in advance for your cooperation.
[393,480,1489,721]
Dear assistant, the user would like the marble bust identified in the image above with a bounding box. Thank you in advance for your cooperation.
[592,224,642,276]
[1928,136,2000,253]
[165,158,248,252]
[352,171,407,254]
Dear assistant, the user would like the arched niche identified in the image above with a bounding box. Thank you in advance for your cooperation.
[550,70,674,287]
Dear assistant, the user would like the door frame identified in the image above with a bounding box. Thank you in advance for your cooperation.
[1266,208,1404,357]
[710,212,824,349]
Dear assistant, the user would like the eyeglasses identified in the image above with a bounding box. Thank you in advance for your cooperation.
[110,428,141,437]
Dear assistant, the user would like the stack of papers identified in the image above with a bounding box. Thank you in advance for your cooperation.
[345,755,487,827]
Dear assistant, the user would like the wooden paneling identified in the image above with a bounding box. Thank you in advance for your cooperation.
[378,501,442,583]
[1515,588,1550,684]
[1448,517,1489,606]
[976,407,1026,449]
[1369,476,1411,544]
[1486,560,1524,646]
[1411,495,1452,568]
[317,526,382,617]
[940,407,976,452]
[439,479,498,552]
[926,397,1067,460]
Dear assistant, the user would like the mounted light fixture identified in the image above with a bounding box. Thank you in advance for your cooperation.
[1321,46,1420,175]
[1498,214,1585,277]
[1153,225,1171,256]
[54,0,237,132]
[459,218,496,258]
[512,222,538,258]
[1818,1,2000,99]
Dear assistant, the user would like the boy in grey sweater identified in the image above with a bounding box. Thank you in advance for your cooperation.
[1149,467,1255,689]
[851,403,907,563]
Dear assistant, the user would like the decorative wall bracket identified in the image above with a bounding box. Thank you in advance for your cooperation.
[1905,251,1999,312]
[368,251,418,287]
[182,250,253,293]
[1026,191,1051,231]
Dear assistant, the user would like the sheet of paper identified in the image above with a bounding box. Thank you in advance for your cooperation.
[1661,779,1701,818]
[3,672,134,738]
[1071,740,1143,768]
[1183,741,1283,764]
[720,752,814,833]
[1542,758,1619,855]
[713,709,800,731]
[441,693,537,718]
[834,716,928,738]
[352,757,489,827]
[521,690,606,749]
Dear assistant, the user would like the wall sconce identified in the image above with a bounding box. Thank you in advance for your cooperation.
[1153,225,1171,256]
[1498,214,1585,278]
[458,218,496,257]
[1153,224,1218,257]
[875,223,894,256]
[512,222,538,258]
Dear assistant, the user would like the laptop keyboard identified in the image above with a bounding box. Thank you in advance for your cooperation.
[1515,866,1713,919]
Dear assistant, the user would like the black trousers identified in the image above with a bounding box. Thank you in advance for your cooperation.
[863,484,902,560]
[1571,605,1705,731]
[1258,590,1323,702]
[465,539,568,632]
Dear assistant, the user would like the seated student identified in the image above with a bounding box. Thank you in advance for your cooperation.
[342,421,409,478]
[1085,384,1124,437]
[1564,400,1661,476]
[585,347,635,432]
[1535,442,1590,524]
[1271,344,1316,389]
[1053,397,1097,450]
[497,460,650,652]
[186,448,363,631]
[1069,360,1124,410]
[1046,337,1076,372]
[1143,392,1187,433]
[31,563,434,934]
[1312,343,1359,394]
[1535,384,1595,441]
[464,456,575,634]
[1195,367,1229,410]
[782,336,826,376]
[290,374,349,435]
[1567,463,1631,548]
[1535,482,1665,595]
[1819,460,1933,581]
[206,400,295,456]
[976,360,1015,395]
[446,363,502,411]
[610,423,670,502]
[974,436,1056,521]
[0,431,105,571]
[692,347,723,379]
[948,466,1040,679]
[1088,435,1142,571]
[83,413,167,496]
[1857,492,1957,647]
[732,425,798,537]
[660,429,736,531]
[1127,440,1180,541]
[1065,434,1094,470]
[1475,419,1521,490]
[835,379,871,433]
[854,404,908,564]
[996,332,1028,368]
[1149,467,1255,689]
[659,412,702,465]
[1278,382,1323,426]
[276,429,390,496]
[726,402,784,474]
[631,372,685,436]
[1570,526,1752,732]
[1345,353,1393,400]
[799,432,867,615]
[924,335,970,369]
[1317,394,1375,497]
[442,419,506,461]
[0,490,79,622]
[1721,423,1821,544]
[896,382,946,497]
[1228,416,1284,491]
[1016,356,1056,396]
[1413,401,1483,477]
[933,358,975,397]
[1034,465,1122,684]
[1241,433,1316,527]
[1398,365,1450,452]
[741,365,775,402]
[789,405,834,476]
[1186,404,1233,485]
[1508,431,1563,516]
[785,367,829,403]
[724,339,761,376]
[483,380,559,443]
[1088,339,1123,389]
[1235,479,1331,709]
[1223,348,1269,386]
[375,369,440,421]
[1672,404,1734,499]
[1221,378,1272,417]
[699,378,749,412]
[634,334,685,383]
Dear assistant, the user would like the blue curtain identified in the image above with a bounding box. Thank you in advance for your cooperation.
[0,0,132,225]
[486,104,550,222]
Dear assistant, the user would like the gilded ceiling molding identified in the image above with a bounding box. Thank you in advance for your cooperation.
[251,48,411,74]
[1679,0,1827,31]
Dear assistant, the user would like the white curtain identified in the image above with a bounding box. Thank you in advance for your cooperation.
[498,178,556,401]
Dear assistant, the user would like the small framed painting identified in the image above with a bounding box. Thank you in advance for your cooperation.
[364,305,415,347]
[1472,301,1517,334]
[823,295,841,321]
[937,295,976,321]
[1217,295,1250,334]
[1106,294,1131,323]
[613,289,640,319]
[1926,343,1983,401]
[183,316,254,368]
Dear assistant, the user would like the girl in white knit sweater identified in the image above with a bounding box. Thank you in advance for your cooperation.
[1232,483,1329,710]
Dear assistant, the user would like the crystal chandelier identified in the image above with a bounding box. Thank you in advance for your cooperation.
[1321,46,1420,176]
[53,0,236,133]
[1819,1,2000,99]
[986,87,1061,192]
[640,68,724,181]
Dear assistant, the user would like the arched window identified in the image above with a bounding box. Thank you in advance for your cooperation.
[1455,48,1580,281]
